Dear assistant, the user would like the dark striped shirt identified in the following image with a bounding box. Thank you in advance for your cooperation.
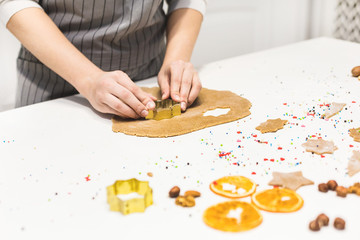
[0,0,206,107]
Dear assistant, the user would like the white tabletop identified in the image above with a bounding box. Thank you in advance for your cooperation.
[1,37,359,240]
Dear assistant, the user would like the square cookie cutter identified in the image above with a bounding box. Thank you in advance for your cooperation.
[145,99,181,120]
[107,178,153,215]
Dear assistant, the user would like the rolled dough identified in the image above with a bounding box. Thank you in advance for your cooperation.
[112,87,252,137]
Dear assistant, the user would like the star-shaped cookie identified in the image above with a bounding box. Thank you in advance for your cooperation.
[322,102,346,119]
[268,171,314,190]
[350,127,360,142]
[301,138,338,155]
[348,151,360,177]
[255,118,288,133]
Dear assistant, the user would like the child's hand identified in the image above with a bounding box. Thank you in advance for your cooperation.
[81,70,156,118]
[157,60,202,111]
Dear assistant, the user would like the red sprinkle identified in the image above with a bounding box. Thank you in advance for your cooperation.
[264,158,268,161]
[219,152,231,157]
[212,181,218,185]
[280,157,285,161]
[278,147,283,150]
[85,175,91,181]
[350,145,354,148]
[252,134,257,138]
[251,172,256,175]
[292,116,297,119]
[321,155,325,158]
[352,101,356,103]
[270,159,275,162]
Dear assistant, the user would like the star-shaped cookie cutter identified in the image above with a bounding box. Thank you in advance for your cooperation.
[145,99,181,120]
[107,178,153,215]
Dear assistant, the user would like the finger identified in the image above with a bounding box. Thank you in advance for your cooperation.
[169,62,183,102]
[108,84,148,118]
[113,71,155,111]
[105,93,140,119]
[187,72,202,106]
[157,71,170,100]
[100,102,130,118]
[148,93,157,101]
[179,65,193,111]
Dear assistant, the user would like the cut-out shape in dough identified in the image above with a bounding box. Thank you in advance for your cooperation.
[348,151,360,177]
[349,127,360,142]
[112,88,252,137]
[268,171,314,190]
[255,118,288,133]
[203,108,230,117]
[301,138,338,155]
[322,102,346,119]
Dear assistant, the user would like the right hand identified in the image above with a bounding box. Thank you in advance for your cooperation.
[80,70,156,118]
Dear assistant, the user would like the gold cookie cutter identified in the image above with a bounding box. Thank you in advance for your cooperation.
[107,178,153,215]
[145,99,181,120]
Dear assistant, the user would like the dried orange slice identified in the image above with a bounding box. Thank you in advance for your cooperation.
[210,176,256,198]
[251,188,303,213]
[203,201,263,232]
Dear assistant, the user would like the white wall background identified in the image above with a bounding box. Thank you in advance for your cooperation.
[0,0,338,112]
[0,22,19,111]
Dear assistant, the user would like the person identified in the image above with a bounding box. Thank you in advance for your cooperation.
[0,0,205,118]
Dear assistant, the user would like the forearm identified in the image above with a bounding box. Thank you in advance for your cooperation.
[6,7,102,95]
[163,8,203,65]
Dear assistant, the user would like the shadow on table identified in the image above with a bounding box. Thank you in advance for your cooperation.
[64,95,113,120]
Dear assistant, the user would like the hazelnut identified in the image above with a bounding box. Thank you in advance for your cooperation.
[334,217,345,230]
[316,213,329,227]
[336,186,347,198]
[175,195,195,207]
[318,183,328,193]
[327,180,338,191]
[169,186,180,198]
[309,220,320,231]
[351,66,360,77]
[184,190,201,198]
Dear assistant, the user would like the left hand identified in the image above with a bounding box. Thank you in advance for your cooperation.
[157,60,202,111]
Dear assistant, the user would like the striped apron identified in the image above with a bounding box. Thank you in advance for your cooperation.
[16,0,166,107]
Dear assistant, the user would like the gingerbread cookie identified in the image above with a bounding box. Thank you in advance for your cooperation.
[268,171,314,190]
[302,139,338,155]
[255,118,288,133]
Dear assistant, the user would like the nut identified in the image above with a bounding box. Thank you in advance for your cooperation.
[309,220,320,231]
[316,213,329,227]
[169,186,180,198]
[184,190,201,198]
[348,182,360,196]
[327,180,338,191]
[334,217,345,230]
[335,186,347,198]
[318,183,328,193]
[351,66,360,77]
[175,195,195,207]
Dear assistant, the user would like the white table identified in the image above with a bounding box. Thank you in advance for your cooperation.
[1,38,359,240]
